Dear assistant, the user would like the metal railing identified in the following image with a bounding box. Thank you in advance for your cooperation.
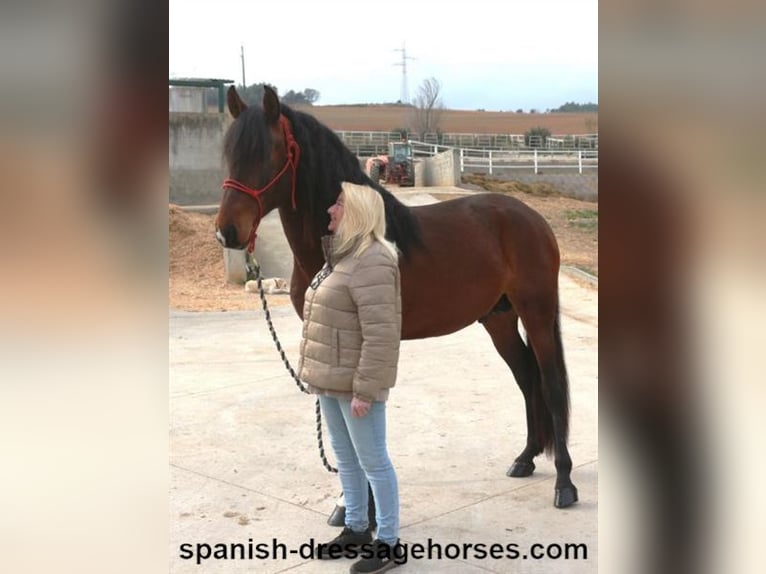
[459,148,598,175]
[335,130,598,153]
[426,132,598,150]
[407,141,598,174]
[343,133,599,174]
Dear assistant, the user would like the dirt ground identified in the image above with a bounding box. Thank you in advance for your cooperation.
[169,178,597,312]
[292,103,597,135]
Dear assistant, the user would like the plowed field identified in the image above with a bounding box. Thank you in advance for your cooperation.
[292,104,596,135]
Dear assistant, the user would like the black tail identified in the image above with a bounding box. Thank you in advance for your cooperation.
[553,305,571,442]
[527,304,570,456]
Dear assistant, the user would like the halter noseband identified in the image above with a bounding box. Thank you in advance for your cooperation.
[221,114,300,253]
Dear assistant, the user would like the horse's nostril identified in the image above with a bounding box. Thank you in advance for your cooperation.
[215,228,226,247]
[220,224,239,248]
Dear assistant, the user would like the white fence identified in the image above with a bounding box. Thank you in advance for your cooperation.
[410,141,598,175]
[335,131,402,155]
[436,132,598,150]
[335,131,599,175]
[336,130,599,156]
[459,148,598,175]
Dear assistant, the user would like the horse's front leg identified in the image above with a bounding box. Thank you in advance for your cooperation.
[327,485,377,531]
[289,264,309,319]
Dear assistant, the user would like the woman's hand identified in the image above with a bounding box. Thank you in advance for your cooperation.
[351,396,372,418]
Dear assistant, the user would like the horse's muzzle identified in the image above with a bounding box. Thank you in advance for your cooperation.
[216,224,241,249]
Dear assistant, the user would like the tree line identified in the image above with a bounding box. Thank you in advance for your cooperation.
[235,83,320,106]
[550,102,598,112]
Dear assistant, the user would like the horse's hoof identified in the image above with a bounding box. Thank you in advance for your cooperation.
[554,485,579,508]
[507,460,535,477]
[327,504,345,526]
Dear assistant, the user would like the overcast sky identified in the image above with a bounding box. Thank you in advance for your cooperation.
[169,0,597,111]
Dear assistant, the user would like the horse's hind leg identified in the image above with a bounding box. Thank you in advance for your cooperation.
[516,297,578,508]
[481,312,550,478]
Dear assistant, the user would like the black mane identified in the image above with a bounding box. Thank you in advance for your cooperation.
[222,107,270,184]
[223,102,422,259]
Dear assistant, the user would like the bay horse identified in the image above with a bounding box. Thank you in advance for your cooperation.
[215,85,578,509]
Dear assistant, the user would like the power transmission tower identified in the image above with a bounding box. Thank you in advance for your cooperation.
[240,44,246,87]
[393,42,415,104]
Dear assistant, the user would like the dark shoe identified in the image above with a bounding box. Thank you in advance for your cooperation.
[316,527,373,560]
[350,539,405,573]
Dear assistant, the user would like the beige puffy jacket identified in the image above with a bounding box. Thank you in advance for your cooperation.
[298,236,402,402]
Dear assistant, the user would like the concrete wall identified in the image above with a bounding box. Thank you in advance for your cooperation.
[169,113,231,205]
[169,88,206,113]
[360,148,461,187]
[419,148,461,187]
[413,160,425,186]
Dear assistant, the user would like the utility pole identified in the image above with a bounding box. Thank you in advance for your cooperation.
[240,44,246,87]
[393,42,415,104]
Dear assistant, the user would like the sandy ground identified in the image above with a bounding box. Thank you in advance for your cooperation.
[169,268,598,573]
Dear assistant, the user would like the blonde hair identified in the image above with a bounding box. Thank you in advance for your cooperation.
[335,182,399,261]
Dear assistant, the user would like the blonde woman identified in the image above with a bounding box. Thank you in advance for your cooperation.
[298,181,405,572]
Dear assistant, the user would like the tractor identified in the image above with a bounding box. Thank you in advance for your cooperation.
[365,141,415,187]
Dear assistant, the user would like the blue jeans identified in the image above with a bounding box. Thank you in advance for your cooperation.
[318,395,399,545]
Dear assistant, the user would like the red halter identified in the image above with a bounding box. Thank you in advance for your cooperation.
[221,115,301,252]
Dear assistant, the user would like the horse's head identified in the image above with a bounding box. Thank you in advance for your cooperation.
[215,85,299,251]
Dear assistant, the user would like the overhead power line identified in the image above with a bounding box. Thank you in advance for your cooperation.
[393,42,416,104]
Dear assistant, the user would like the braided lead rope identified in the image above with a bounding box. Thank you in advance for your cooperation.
[247,260,337,474]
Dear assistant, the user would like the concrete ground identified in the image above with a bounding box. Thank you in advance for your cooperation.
[170,188,598,573]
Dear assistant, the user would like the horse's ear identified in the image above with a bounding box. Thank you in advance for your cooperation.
[263,85,280,124]
[227,86,248,118]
